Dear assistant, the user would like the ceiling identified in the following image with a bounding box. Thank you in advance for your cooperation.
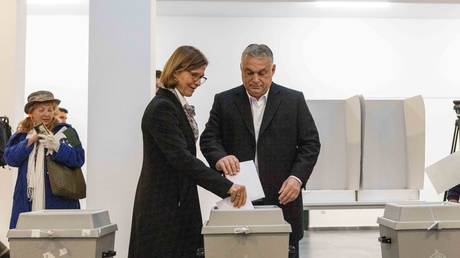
[157,0,460,18]
[157,0,460,3]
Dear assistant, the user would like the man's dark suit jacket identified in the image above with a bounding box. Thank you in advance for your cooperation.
[200,83,321,242]
[129,88,232,258]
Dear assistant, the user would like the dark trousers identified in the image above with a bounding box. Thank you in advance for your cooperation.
[253,199,300,258]
[289,240,299,258]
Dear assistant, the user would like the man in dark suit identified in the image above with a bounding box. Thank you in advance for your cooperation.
[200,44,321,258]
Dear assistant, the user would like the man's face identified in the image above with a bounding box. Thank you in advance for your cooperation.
[57,111,67,123]
[241,56,276,99]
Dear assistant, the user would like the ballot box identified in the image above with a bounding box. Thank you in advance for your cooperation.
[7,210,117,258]
[377,202,460,258]
[202,206,292,258]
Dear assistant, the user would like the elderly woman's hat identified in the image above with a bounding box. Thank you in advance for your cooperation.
[24,90,61,113]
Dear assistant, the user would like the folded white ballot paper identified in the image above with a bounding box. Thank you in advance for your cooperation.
[216,197,254,210]
[426,152,460,194]
[215,160,265,210]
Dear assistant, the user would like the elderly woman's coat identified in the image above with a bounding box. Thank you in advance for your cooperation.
[4,123,84,228]
[128,88,232,258]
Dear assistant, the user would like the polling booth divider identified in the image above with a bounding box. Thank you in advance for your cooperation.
[304,95,425,211]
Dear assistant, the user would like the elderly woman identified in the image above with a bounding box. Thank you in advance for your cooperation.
[4,90,84,229]
[128,46,247,258]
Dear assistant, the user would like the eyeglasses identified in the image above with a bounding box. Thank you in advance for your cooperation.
[189,71,207,85]
[197,76,207,85]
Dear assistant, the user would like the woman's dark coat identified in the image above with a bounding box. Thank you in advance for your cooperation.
[128,88,233,258]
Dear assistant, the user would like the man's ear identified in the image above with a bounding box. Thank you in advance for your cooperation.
[272,64,276,75]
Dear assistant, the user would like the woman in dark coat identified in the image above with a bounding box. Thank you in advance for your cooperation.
[128,46,247,258]
[4,90,84,229]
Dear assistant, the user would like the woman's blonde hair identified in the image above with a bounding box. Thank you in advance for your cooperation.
[160,46,208,89]
[17,101,59,133]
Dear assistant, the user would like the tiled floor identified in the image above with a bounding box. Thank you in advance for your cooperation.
[299,229,381,258]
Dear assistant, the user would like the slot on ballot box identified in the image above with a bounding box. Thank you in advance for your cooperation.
[201,205,292,258]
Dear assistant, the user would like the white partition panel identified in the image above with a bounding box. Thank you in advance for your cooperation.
[307,100,348,190]
[307,96,362,190]
[359,96,425,201]
[305,96,361,203]
[404,96,426,189]
[361,100,409,189]
[0,0,26,246]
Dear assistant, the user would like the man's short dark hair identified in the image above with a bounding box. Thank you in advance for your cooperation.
[59,107,68,113]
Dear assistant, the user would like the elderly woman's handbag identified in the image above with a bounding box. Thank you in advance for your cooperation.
[46,157,86,199]
[46,127,86,200]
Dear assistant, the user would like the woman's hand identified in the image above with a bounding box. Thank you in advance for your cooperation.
[38,134,60,152]
[27,131,40,147]
[227,184,247,208]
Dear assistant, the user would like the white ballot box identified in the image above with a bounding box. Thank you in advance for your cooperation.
[201,206,292,258]
[377,202,460,258]
[8,210,117,258]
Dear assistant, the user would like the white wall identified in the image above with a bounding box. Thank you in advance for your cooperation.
[157,2,460,226]
[0,0,26,245]
[24,3,89,209]
[25,8,89,154]
[87,0,155,257]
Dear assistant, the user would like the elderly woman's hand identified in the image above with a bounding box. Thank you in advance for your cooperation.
[227,184,247,208]
[38,134,60,152]
[26,130,40,147]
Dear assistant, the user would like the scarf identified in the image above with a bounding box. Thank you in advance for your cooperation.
[26,130,46,211]
[167,88,199,142]
[26,126,67,210]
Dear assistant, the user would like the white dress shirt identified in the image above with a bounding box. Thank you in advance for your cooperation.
[246,89,302,186]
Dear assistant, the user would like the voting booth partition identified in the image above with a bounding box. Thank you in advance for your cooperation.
[304,96,362,203]
[304,95,425,206]
[7,210,117,258]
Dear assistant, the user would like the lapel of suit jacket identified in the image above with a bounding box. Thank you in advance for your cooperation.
[233,86,255,137]
[259,83,282,138]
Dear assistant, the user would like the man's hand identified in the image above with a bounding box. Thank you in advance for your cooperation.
[216,155,240,176]
[227,184,247,208]
[278,177,301,205]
